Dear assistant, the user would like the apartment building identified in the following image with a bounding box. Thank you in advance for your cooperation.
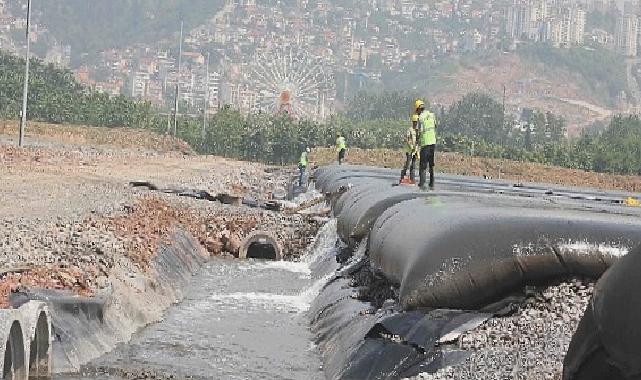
[505,1,586,47]
[616,14,640,56]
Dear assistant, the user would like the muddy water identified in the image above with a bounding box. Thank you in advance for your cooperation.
[60,221,339,380]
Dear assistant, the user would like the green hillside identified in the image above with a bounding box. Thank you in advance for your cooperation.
[10,0,224,57]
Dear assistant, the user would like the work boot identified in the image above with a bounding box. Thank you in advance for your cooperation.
[418,170,426,188]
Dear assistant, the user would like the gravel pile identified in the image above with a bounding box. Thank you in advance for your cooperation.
[413,280,593,380]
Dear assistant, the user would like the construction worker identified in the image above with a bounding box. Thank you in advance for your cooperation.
[298,147,310,186]
[415,99,437,189]
[400,114,419,183]
[336,132,347,165]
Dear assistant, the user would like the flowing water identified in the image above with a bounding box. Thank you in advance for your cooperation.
[59,220,340,380]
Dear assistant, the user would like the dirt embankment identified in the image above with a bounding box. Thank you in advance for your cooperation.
[0,120,193,153]
[0,125,320,310]
[313,147,641,193]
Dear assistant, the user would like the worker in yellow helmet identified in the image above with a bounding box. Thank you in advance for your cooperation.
[415,99,437,189]
[400,113,419,183]
[298,147,310,186]
[336,132,347,165]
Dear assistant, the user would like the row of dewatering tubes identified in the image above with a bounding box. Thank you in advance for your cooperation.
[312,165,641,380]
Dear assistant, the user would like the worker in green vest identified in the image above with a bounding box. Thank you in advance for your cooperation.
[298,147,310,186]
[415,99,437,189]
[400,113,419,183]
[336,132,347,165]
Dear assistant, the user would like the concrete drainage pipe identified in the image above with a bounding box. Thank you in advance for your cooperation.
[0,302,51,380]
[2,321,25,380]
[27,311,50,379]
[239,232,282,261]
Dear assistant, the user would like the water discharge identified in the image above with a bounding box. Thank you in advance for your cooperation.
[61,220,339,379]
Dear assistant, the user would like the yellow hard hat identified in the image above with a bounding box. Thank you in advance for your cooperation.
[411,114,419,122]
[415,99,425,109]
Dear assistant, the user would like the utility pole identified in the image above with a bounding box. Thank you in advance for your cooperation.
[497,84,507,180]
[202,52,210,139]
[173,20,184,137]
[19,0,32,147]
[501,84,506,131]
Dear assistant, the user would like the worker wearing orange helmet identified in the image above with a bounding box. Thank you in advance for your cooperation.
[415,99,437,189]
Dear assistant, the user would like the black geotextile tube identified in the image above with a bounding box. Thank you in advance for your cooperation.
[336,186,419,245]
[367,198,641,310]
[564,246,641,380]
[314,165,397,193]
[315,165,640,206]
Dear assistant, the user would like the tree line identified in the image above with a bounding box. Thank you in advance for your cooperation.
[0,51,160,129]
[2,50,641,175]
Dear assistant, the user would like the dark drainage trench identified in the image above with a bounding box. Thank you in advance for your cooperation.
[247,241,278,260]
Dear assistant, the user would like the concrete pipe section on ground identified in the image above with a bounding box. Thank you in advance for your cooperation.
[239,231,282,261]
[0,302,51,380]
[311,164,641,378]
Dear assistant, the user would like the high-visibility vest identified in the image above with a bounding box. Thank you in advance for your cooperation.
[299,151,308,167]
[417,110,436,147]
[405,127,417,153]
[336,136,346,151]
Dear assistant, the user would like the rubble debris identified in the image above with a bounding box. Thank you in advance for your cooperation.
[412,279,593,380]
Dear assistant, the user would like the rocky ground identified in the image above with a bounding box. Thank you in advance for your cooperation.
[0,127,321,309]
[411,279,593,380]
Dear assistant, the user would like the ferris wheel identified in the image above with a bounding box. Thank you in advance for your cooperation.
[246,46,335,120]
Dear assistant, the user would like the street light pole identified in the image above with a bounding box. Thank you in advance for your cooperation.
[173,20,184,137]
[499,84,507,180]
[19,0,32,147]
[202,52,210,139]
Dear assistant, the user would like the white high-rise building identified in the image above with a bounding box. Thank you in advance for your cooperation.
[570,6,586,45]
[616,14,639,56]
[506,1,585,46]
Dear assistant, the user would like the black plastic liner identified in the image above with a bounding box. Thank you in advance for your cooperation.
[310,250,489,380]
[9,228,207,373]
[564,246,641,380]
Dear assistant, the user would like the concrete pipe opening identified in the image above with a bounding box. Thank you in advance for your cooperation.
[28,312,50,379]
[239,232,282,261]
[3,321,26,380]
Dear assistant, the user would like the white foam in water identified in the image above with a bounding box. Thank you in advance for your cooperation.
[205,218,340,314]
[209,292,311,312]
[259,261,312,276]
[234,219,338,278]
[302,219,338,264]
[208,273,334,313]
[558,241,630,257]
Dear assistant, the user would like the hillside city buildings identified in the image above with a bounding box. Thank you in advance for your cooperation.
[614,0,641,57]
[506,1,586,47]
[0,0,634,117]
